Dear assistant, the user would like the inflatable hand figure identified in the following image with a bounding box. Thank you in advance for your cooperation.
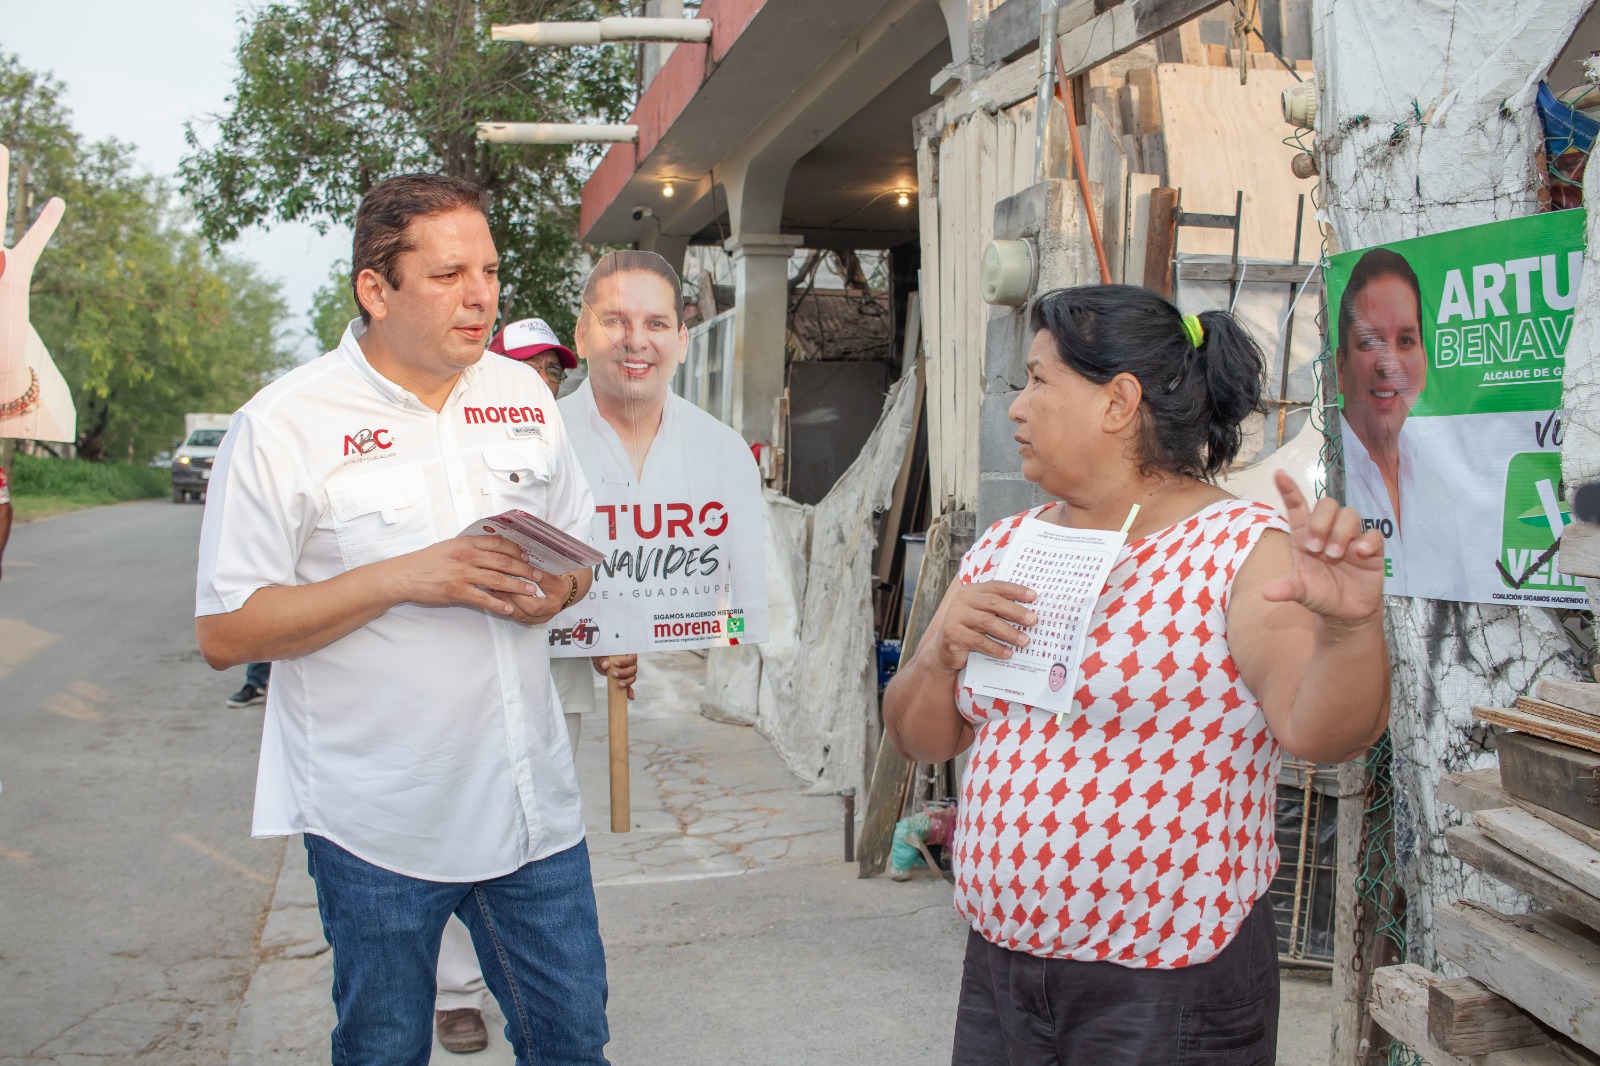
[0,144,74,443]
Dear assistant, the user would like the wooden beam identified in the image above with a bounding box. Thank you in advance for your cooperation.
[1446,824,1600,933]
[1437,768,1510,814]
[1475,707,1600,756]
[1438,769,1600,849]
[1176,259,1324,284]
[1474,807,1600,900]
[1331,759,1400,1066]
[1433,902,1600,1055]
[1499,730,1600,831]
[1429,976,1548,1056]
[1535,678,1600,719]
[942,0,1231,127]
[1368,966,1576,1066]
[856,514,971,877]
[1370,964,1469,1066]
[1143,186,1179,296]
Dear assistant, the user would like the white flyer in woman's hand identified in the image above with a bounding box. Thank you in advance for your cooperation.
[461,509,605,576]
[965,517,1127,717]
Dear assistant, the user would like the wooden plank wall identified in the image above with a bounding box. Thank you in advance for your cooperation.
[919,98,1043,515]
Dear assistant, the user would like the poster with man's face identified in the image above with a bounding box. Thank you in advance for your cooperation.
[544,251,769,657]
[1326,210,1587,607]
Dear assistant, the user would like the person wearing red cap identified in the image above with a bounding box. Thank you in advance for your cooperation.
[487,316,577,398]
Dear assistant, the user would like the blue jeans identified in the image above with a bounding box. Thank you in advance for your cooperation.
[304,835,610,1066]
[245,661,270,689]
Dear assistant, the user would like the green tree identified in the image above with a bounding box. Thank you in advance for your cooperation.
[3,53,292,462]
[181,0,635,339]
[308,259,358,353]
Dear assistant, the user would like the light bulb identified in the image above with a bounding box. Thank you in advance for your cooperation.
[661,182,675,198]
[896,191,911,207]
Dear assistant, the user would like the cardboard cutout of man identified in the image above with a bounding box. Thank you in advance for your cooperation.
[548,250,769,669]
[0,145,74,445]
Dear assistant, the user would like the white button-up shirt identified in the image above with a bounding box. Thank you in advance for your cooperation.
[195,321,595,881]
[1340,412,1419,591]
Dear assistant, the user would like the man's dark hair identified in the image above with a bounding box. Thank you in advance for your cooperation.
[583,249,684,325]
[1335,247,1423,365]
[350,174,489,323]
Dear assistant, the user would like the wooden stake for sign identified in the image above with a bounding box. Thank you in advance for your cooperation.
[608,675,630,833]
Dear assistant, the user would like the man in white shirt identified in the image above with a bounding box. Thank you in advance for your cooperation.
[194,174,609,1065]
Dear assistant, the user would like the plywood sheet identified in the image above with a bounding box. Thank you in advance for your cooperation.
[1087,107,1130,283]
[1153,63,1318,259]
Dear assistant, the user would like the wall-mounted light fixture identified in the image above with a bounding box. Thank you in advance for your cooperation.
[896,190,912,207]
[661,182,675,198]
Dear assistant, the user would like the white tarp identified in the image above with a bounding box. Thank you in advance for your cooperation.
[702,369,920,794]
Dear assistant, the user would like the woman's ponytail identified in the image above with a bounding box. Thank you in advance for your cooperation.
[1192,308,1267,477]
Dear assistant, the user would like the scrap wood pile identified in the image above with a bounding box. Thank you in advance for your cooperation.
[1369,678,1600,1065]
[1066,31,1316,290]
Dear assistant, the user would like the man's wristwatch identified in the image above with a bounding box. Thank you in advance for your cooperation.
[559,573,580,610]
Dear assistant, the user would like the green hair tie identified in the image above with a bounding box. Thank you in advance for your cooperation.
[1180,314,1205,349]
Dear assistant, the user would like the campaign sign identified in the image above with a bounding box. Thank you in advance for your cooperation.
[544,250,769,656]
[1326,210,1587,606]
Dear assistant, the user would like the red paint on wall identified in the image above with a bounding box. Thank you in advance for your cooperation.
[579,0,768,238]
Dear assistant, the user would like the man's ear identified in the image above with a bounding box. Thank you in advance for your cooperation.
[675,323,689,366]
[1103,372,1143,434]
[355,268,390,323]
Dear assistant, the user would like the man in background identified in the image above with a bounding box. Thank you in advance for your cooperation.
[489,316,576,398]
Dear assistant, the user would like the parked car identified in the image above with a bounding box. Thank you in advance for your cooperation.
[171,414,232,502]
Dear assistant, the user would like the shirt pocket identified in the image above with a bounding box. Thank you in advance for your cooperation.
[325,465,439,571]
[478,443,554,518]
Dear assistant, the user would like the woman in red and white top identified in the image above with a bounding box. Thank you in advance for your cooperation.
[884,285,1389,1065]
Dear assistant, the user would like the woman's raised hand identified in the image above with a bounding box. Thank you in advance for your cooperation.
[927,579,1038,674]
[1261,470,1385,626]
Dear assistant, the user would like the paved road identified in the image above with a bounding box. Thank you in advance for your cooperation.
[0,499,281,1064]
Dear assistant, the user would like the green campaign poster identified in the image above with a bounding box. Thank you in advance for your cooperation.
[1325,210,1588,606]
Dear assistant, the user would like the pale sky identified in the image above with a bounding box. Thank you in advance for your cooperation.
[5,4,351,360]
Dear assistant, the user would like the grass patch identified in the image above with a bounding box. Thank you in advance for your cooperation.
[10,454,170,521]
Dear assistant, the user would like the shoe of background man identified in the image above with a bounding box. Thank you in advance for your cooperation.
[225,684,266,708]
[436,1009,489,1054]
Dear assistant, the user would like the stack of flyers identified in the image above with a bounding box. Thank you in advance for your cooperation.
[461,510,605,578]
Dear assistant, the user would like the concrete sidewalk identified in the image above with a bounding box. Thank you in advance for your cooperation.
[225,651,1333,1065]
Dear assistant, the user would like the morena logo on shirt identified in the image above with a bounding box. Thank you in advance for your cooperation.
[343,428,393,456]
[596,502,729,540]
[548,618,600,649]
[463,405,546,426]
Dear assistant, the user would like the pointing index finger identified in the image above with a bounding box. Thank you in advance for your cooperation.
[1273,469,1310,530]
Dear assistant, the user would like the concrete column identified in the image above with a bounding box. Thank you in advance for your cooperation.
[975,178,1094,531]
[723,232,801,443]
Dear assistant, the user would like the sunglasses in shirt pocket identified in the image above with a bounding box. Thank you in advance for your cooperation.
[326,464,440,570]
[479,443,553,516]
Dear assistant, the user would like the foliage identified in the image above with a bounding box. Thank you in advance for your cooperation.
[2,53,293,462]
[181,0,636,340]
[9,452,169,502]
[308,259,358,354]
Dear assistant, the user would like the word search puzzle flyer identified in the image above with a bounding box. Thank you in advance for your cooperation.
[965,517,1126,716]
